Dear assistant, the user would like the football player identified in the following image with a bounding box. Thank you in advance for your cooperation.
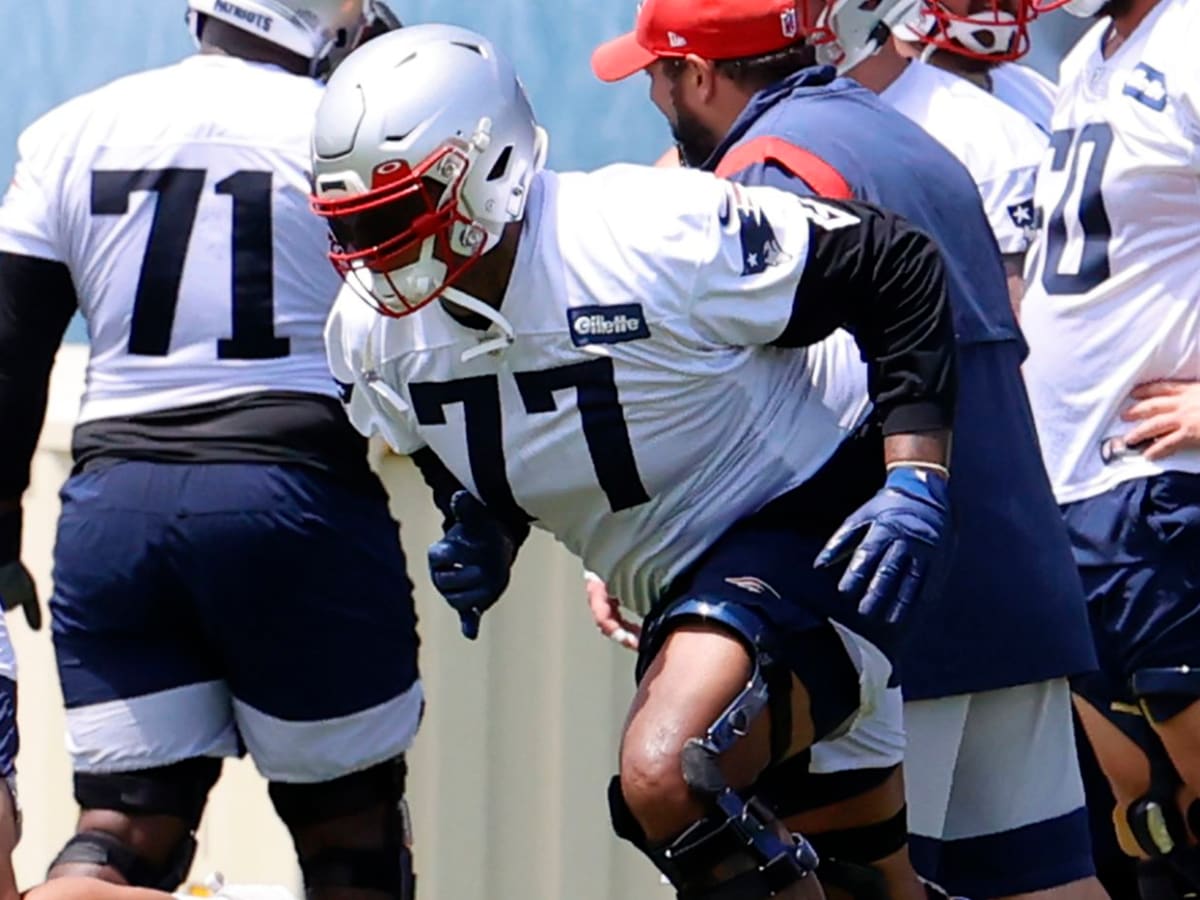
[895,0,1057,133]
[1020,0,1200,895]
[592,1,1102,898]
[0,3,419,897]
[314,23,959,900]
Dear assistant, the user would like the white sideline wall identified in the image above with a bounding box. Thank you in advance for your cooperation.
[15,343,666,899]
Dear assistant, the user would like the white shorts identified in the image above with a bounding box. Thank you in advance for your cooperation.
[809,623,906,774]
[903,678,1094,897]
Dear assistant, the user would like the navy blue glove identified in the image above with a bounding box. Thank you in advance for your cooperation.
[427,491,515,640]
[0,509,40,630]
[814,464,950,626]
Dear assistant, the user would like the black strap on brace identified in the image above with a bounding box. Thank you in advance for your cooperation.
[49,829,196,891]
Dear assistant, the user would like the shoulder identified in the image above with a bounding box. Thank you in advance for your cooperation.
[547,164,731,269]
[324,287,380,382]
[1057,21,1106,85]
[890,62,1046,179]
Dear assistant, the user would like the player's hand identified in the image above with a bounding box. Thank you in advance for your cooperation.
[584,572,640,651]
[0,561,40,631]
[814,464,950,626]
[427,491,515,640]
[1123,380,1200,461]
[0,508,40,630]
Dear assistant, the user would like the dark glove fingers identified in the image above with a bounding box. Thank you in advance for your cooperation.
[859,539,912,622]
[459,608,481,640]
[450,490,489,532]
[432,567,485,593]
[835,527,890,600]
[814,519,870,570]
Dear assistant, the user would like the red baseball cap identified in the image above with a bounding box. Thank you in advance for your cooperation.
[592,0,804,83]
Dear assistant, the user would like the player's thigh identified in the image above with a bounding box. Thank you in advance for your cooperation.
[50,464,238,773]
[929,681,1094,899]
[1069,474,1200,790]
[169,464,423,782]
[621,524,868,838]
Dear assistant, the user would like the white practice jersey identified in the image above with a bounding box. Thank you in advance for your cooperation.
[990,62,1058,134]
[0,55,342,423]
[882,60,1047,254]
[328,166,871,615]
[1021,0,1200,503]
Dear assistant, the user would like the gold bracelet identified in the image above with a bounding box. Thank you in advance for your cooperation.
[886,460,950,479]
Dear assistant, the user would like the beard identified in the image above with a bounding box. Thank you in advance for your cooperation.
[669,104,720,169]
[1098,0,1134,15]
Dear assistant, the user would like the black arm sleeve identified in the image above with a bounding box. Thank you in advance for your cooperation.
[410,447,531,551]
[771,200,956,436]
[0,251,78,501]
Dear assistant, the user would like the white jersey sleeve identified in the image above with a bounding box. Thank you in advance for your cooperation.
[990,63,1058,135]
[324,286,426,455]
[0,119,64,261]
[882,61,1045,255]
[685,182,820,346]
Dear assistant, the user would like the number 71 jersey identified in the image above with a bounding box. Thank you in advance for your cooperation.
[328,166,871,615]
[0,55,343,423]
[1021,0,1200,504]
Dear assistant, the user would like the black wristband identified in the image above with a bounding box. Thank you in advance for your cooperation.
[0,507,20,564]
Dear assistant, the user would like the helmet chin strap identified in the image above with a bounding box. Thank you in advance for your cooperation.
[442,286,516,361]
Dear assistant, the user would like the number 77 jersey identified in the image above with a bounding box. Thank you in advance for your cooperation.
[327,166,872,616]
[0,55,343,423]
[1021,0,1200,505]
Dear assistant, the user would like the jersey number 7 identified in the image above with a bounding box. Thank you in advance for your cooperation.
[1040,123,1114,296]
[409,357,650,524]
[91,168,289,359]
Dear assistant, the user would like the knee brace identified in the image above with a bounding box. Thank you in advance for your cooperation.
[1132,666,1200,724]
[609,776,817,899]
[613,598,819,897]
[49,830,197,890]
[643,596,795,769]
[51,758,222,889]
[1121,760,1200,894]
[608,643,816,900]
[74,757,221,825]
[269,757,414,899]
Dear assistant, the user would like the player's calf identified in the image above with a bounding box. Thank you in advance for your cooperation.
[268,757,415,900]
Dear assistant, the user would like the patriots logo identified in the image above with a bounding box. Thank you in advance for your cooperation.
[1007,199,1035,228]
[1123,63,1167,112]
[720,185,791,276]
[725,576,782,600]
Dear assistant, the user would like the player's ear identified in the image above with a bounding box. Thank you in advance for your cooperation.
[683,53,719,102]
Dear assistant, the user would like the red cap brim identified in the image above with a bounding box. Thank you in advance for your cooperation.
[591,30,659,82]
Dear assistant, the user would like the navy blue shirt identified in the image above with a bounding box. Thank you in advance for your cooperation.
[708,67,1095,698]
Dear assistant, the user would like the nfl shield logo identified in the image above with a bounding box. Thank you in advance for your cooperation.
[780,7,798,38]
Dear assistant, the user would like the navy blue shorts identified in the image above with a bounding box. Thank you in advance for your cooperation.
[1064,472,1200,720]
[638,510,905,774]
[50,461,422,782]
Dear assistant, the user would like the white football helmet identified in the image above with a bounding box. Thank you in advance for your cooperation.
[1031,0,1105,17]
[814,0,921,73]
[187,0,368,76]
[898,0,1034,60]
[310,24,549,321]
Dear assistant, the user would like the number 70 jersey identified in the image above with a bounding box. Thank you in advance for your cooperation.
[328,167,872,615]
[1020,0,1200,504]
[0,55,343,423]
